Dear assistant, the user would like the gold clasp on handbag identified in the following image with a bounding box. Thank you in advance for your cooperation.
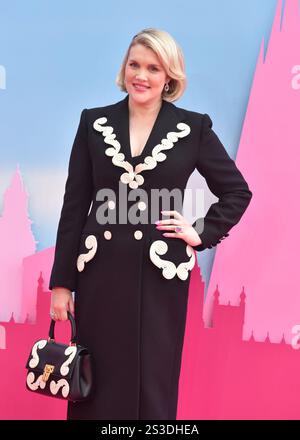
[42,364,55,382]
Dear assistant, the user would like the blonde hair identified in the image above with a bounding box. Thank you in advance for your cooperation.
[115,28,187,102]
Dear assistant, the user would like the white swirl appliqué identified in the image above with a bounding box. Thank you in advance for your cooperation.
[28,339,48,368]
[60,345,78,376]
[77,234,98,272]
[26,372,46,391]
[50,379,70,398]
[149,240,196,281]
[93,117,191,189]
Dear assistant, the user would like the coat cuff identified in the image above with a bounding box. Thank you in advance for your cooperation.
[191,219,229,251]
[49,261,78,292]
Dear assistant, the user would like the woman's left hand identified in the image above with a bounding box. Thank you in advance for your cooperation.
[156,210,202,248]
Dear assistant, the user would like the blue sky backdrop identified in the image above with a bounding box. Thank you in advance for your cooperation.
[0,0,285,284]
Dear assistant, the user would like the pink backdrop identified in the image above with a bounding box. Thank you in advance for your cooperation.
[1,0,300,420]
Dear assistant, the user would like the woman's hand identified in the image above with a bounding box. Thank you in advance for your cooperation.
[50,287,74,321]
[155,210,202,248]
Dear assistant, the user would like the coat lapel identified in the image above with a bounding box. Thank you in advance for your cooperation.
[93,93,191,189]
[109,93,188,162]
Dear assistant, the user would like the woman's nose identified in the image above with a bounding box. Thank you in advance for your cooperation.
[136,75,147,79]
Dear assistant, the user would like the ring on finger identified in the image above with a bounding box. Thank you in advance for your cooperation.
[175,225,184,233]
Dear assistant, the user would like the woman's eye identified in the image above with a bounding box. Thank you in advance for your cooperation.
[129,62,158,72]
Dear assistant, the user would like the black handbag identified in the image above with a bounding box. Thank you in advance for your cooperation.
[25,311,93,402]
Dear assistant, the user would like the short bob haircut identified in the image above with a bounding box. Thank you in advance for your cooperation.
[115,28,186,102]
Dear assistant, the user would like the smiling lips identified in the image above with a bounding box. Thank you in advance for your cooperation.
[133,83,150,91]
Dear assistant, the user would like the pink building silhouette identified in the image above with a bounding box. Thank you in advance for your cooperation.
[0,166,37,323]
[1,0,300,419]
[0,256,300,419]
[204,0,300,344]
[0,272,70,419]
[178,263,300,420]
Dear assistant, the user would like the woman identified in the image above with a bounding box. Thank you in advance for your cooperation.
[49,28,252,420]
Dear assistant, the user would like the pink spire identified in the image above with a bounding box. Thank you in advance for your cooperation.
[203,0,300,344]
[0,166,36,322]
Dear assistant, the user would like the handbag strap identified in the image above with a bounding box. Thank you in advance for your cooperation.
[48,311,77,345]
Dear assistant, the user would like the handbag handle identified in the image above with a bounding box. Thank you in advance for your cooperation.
[48,311,77,345]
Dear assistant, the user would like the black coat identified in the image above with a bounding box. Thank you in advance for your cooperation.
[49,93,252,420]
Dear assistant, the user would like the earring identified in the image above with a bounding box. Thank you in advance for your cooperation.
[164,83,169,92]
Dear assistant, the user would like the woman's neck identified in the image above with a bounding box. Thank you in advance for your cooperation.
[128,95,163,119]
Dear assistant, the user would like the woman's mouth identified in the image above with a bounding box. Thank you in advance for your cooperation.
[133,83,150,92]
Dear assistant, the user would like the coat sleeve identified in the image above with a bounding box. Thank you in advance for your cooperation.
[49,108,94,291]
[191,113,253,252]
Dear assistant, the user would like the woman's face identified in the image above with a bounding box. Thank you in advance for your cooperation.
[124,43,170,106]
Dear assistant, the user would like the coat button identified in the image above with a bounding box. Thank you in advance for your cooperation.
[104,230,112,240]
[138,201,146,211]
[108,200,115,209]
[134,230,143,240]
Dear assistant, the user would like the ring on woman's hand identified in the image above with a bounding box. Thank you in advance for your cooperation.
[175,226,184,233]
[50,311,57,319]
